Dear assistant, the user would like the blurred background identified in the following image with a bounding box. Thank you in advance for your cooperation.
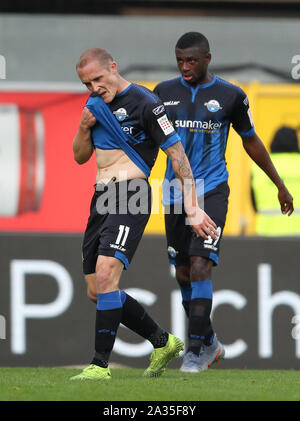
[0,0,300,370]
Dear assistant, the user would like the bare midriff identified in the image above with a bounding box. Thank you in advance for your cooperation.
[95,148,146,184]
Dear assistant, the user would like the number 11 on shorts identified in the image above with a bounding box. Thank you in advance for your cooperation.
[116,225,130,246]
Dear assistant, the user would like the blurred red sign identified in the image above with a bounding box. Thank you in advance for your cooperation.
[0,90,96,232]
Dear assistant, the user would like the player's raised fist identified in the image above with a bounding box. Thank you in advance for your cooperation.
[80,107,97,130]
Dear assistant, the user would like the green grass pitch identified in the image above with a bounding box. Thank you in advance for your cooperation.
[0,367,300,401]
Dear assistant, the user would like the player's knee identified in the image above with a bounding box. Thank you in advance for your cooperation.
[95,267,111,291]
[84,274,97,303]
[176,265,190,287]
[95,257,120,292]
[190,256,212,281]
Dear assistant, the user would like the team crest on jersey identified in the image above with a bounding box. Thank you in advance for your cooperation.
[113,108,128,121]
[167,246,178,259]
[204,99,222,113]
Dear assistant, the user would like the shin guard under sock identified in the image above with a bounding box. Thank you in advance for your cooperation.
[92,290,123,368]
[188,280,213,356]
[180,286,192,318]
[180,285,214,346]
[120,290,168,348]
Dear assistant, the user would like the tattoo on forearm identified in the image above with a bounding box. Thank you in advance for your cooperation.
[168,142,195,193]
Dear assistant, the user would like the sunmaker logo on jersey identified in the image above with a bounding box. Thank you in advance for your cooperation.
[174,120,222,130]
[113,108,128,121]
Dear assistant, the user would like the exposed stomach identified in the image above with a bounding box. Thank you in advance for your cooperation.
[95,148,146,183]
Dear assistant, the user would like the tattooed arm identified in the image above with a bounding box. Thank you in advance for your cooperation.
[164,141,218,240]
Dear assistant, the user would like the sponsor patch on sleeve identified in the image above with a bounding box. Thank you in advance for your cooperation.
[157,114,175,136]
[152,104,165,115]
[247,108,254,127]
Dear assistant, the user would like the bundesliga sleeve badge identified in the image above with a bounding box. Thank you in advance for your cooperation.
[157,114,175,136]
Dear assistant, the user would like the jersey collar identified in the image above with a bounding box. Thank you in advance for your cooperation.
[180,75,217,102]
[115,83,134,98]
[180,74,217,90]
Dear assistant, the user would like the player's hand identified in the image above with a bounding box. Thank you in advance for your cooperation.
[186,206,218,240]
[278,184,294,216]
[79,107,97,130]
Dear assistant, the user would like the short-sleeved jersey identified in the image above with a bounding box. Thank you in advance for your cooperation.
[86,83,180,177]
[154,75,255,204]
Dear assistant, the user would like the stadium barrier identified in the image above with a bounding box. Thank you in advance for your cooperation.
[1,83,300,236]
[0,234,299,370]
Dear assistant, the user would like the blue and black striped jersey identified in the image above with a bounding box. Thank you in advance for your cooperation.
[154,75,255,204]
[86,83,180,177]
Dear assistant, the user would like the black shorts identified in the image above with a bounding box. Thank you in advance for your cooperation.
[82,179,152,274]
[164,182,229,267]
